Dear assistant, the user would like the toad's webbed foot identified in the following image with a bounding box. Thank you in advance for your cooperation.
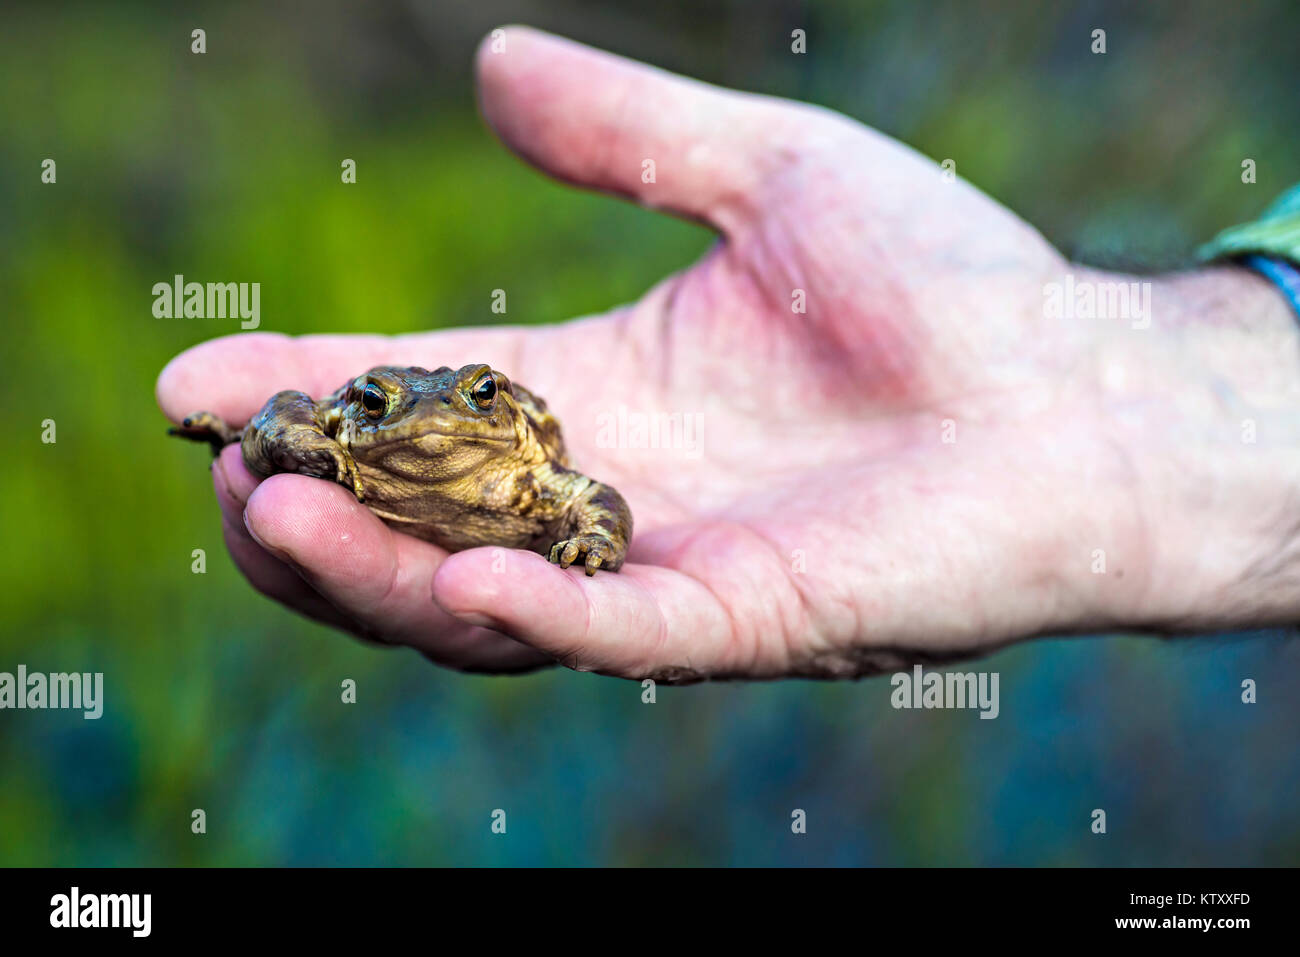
[169,411,242,456]
[548,481,632,575]
[549,534,624,575]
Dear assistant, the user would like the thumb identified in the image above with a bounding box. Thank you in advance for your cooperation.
[474,25,803,234]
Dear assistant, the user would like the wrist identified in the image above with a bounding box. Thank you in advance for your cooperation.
[1088,264,1300,631]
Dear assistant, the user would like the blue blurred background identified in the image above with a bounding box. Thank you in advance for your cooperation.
[2,0,1298,865]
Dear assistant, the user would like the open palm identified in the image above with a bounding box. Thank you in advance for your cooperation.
[160,27,1257,680]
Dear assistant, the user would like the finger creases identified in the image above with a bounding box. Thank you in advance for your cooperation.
[240,475,453,645]
[431,546,734,681]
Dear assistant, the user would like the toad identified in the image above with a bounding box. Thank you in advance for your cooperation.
[171,364,632,574]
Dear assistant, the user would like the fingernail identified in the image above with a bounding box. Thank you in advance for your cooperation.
[243,512,300,570]
[213,455,241,504]
[452,610,502,630]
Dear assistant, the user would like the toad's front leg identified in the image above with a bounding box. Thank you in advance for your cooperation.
[240,390,365,501]
[549,479,633,575]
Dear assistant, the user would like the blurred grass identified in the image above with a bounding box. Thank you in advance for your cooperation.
[1,0,1298,866]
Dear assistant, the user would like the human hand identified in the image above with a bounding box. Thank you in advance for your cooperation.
[156,26,1300,680]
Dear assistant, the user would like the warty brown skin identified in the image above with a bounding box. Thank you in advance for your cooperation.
[171,363,632,574]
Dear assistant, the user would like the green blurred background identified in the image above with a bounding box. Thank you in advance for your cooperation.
[2,0,1298,866]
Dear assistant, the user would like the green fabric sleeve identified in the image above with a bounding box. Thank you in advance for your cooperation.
[1197,183,1300,263]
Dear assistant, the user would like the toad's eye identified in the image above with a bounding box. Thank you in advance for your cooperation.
[361,383,387,418]
[471,375,497,410]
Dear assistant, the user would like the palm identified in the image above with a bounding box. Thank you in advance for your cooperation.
[158,27,1091,680]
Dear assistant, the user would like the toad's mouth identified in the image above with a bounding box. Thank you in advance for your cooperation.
[350,428,514,450]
